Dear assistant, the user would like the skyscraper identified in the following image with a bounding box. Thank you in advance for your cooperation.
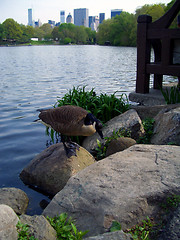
[66,13,73,24]
[28,8,33,26]
[74,8,89,27]
[89,16,99,32]
[60,11,65,24]
[99,13,105,24]
[111,9,123,18]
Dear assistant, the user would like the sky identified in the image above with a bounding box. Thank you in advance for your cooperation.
[0,0,172,25]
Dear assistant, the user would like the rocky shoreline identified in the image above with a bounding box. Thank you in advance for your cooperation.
[0,104,180,240]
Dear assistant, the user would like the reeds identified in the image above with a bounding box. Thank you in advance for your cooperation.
[55,86,130,123]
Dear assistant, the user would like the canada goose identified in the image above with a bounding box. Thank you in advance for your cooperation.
[37,105,103,157]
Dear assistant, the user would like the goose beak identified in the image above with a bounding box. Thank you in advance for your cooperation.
[97,129,104,139]
[95,119,103,139]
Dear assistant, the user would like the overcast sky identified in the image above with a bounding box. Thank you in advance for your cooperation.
[0,0,171,25]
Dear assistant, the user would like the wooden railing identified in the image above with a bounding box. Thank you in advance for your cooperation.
[136,0,180,93]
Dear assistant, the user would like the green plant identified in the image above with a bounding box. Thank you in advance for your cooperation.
[110,220,121,232]
[95,128,131,160]
[161,86,180,104]
[137,118,155,144]
[161,194,180,212]
[16,221,37,240]
[126,217,153,240]
[46,213,89,240]
[46,86,130,144]
[55,86,130,124]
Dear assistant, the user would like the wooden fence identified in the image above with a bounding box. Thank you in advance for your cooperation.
[136,0,180,93]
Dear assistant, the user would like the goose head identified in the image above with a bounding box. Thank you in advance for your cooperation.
[84,113,103,139]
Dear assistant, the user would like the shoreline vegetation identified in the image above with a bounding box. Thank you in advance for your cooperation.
[0,1,176,47]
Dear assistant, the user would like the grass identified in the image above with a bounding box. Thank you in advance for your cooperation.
[125,217,154,240]
[17,213,88,240]
[46,213,88,240]
[46,86,130,144]
[137,118,155,144]
[110,217,153,240]
[55,86,130,124]
[161,85,180,104]
[161,194,180,212]
[16,221,38,240]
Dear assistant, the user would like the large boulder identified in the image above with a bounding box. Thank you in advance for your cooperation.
[82,109,144,153]
[130,103,180,120]
[19,214,57,240]
[0,204,19,240]
[157,206,180,240]
[0,187,29,215]
[151,107,180,145]
[84,230,133,240]
[43,144,180,238]
[106,137,136,157]
[20,143,95,196]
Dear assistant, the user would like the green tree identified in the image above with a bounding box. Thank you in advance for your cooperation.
[33,27,45,40]
[85,27,96,44]
[135,4,165,22]
[20,25,34,42]
[59,23,76,44]
[3,18,23,42]
[40,23,53,40]
[74,26,88,44]
[97,12,136,46]
[52,26,60,40]
[0,23,5,41]
[97,19,112,45]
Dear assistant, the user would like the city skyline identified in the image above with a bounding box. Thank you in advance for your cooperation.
[0,0,171,25]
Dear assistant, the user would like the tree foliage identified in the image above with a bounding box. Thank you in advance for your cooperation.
[97,12,137,46]
[58,23,95,44]
[0,24,5,41]
[2,18,23,42]
[0,1,178,46]
[135,4,166,22]
[20,25,34,42]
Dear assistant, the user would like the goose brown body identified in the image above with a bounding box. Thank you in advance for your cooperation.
[38,105,96,136]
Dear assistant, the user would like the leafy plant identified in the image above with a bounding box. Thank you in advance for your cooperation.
[137,118,155,144]
[95,128,131,160]
[161,86,180,104]
[125,217,153,240]
[46,213,89,240]
[161,194,180,212]
[110,220,121,232]
[16,221,37,240]
[55,86,130,124]
[46,86,130,144]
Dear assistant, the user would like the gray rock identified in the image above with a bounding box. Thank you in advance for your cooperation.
[129,89,166,106]
[84,230,133,240]
[82,109,144,153]
[43,144,180,238]
[19,214,57,240]
[151,107,180,145]
[0,187,29,215]
[0,204,19,240]
[106,137,136,157]
[130,103,180,120]
[20,143,95,196]
[157,206,180,240]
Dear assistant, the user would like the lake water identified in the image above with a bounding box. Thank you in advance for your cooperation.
[0,45,174,215]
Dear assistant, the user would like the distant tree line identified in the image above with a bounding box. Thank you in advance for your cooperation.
[0,1,177,46]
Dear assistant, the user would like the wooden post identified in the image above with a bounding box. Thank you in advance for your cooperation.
[136,15,152,93]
